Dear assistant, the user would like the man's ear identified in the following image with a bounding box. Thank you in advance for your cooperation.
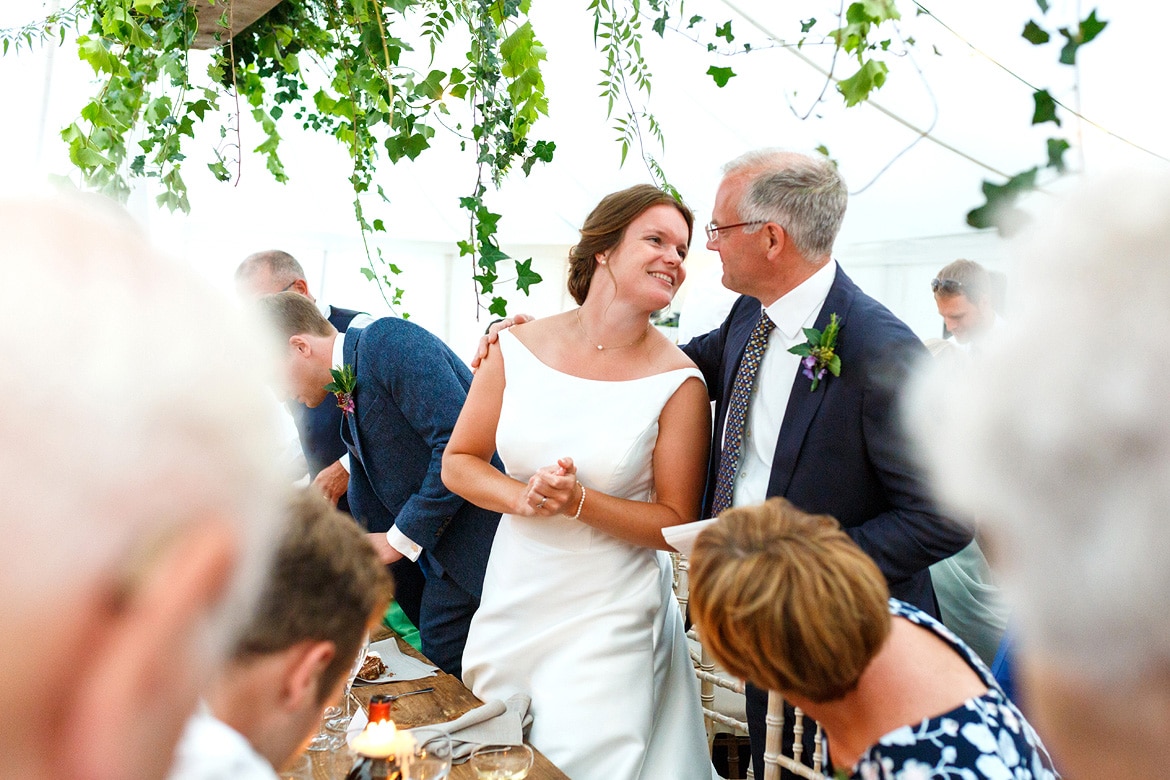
[281,640,336,711]
[289,278,311,297]
[763,223,787,259]
[288,334,311,357]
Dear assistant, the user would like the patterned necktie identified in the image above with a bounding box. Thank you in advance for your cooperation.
[711,311,775,516]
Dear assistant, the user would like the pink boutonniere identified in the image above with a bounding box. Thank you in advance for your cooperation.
[324,364,357,415]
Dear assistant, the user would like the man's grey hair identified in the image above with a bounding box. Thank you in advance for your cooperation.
[907,170,1170,684]
[236,249,306,287]
[722,149,847,260]
[0,194,287,660]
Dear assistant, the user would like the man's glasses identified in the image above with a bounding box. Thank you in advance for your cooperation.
[705,220,766,242]
[931,277,964,294]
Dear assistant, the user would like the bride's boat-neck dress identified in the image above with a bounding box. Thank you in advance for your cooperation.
[461,330,714,780]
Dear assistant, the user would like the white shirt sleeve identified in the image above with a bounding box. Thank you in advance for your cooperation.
[386,526,422,562]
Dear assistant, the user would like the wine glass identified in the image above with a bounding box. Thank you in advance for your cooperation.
[402,731,453,780]
[468,744,534,780]
[326,634,370,733]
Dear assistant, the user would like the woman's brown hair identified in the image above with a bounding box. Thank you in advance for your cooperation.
[567,184,694,305]
[690,498,891,703]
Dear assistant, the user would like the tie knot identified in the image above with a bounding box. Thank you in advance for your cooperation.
[756,310,775,334]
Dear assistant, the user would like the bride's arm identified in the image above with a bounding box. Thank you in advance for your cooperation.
[443,343,552,516]
[553,375,711,550]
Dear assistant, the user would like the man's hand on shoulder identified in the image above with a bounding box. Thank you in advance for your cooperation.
[312,460,349,506]
[471,313,535,370]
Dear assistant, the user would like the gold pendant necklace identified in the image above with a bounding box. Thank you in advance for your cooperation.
[575,308,649,351]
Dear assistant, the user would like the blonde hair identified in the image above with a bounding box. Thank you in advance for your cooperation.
[256,290,337,340]
[690,498,891,702]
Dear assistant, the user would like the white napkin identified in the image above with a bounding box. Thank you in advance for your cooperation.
[408,694,532,762]
[353,637,439,685]
[662,517,718,555]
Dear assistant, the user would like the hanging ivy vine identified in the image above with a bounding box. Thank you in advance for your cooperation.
[5,0,557,317]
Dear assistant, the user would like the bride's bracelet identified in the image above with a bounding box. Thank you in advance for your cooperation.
[571,482,587,520]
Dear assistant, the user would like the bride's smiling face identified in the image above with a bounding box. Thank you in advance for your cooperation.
[597,203,690,310]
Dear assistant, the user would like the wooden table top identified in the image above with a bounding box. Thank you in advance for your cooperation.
[307,626,567,780]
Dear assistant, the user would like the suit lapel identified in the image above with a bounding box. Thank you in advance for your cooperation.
[341,327,365,467]
[767,266,857,498]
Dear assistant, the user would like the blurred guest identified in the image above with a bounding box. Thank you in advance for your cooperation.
[0,194,287,780]
[690,498,1059,779]
[921,338,1010,667]
[257,292,499,677]
[909,171,1170,778]
[168,489,394,780]
[931,259,1001,346]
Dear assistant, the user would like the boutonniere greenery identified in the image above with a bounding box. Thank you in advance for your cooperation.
[788,313,842,391]
[324,364,357,415]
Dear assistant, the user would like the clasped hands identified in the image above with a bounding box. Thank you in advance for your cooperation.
[518,456,582,517]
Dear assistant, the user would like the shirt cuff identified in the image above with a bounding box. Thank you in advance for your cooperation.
[386,526,422,562]
[339,453,351,474]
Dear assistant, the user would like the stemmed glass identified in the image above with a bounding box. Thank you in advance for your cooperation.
[326,633,371,734]
[401,732,453,780]
[468,744,534,780]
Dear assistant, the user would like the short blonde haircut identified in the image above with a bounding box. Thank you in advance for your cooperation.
[256,290,337,340]
[690,498,891,702]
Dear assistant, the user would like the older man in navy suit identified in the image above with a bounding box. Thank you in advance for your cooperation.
[259,292,501,676]
[686,150,972,776]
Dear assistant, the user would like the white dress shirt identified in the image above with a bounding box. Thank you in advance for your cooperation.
[331,329,423,562]
[167,704,278,780]
[731,259,837,509]
[319,301,375,477]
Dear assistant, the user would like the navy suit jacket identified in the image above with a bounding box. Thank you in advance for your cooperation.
[683,266,971,612]
[341,318,502,599]
[292,306,362,515]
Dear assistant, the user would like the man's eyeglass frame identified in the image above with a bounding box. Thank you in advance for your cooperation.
[704,220,767,242]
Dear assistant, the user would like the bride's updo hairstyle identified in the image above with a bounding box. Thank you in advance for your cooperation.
[567,184,694,305]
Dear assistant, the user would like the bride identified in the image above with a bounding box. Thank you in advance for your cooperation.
[442,185,714,779]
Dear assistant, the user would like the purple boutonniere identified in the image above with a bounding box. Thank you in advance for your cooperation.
[324,364,357,415]
[788,313,842,391]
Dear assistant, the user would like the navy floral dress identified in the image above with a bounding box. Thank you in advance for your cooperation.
[848,600,1059,780]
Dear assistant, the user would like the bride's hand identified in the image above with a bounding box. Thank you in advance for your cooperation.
[518,458,578,516]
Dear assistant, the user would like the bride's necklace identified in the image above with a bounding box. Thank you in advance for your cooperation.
[575,309,650,352]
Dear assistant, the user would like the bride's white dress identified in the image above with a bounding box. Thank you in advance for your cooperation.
[461,330,714,780]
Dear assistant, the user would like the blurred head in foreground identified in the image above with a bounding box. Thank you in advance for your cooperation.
[908,171,1170,777]
[0,194,287,780]
[170,489,394,775]
[689,497,891,703]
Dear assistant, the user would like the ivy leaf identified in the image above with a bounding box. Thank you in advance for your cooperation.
[687,15,703,28]
[715,20,734,44]
[801,18,817,33]
[514,258,542,294]
[966,168,1039,236]
[1031,89,1061,126]
[706,66,736,87]
[1036,0,1050,11]
[489,297,509,318]
[1022,20,1050,45]
[652,14,667,37]
[1046,138,1071,172]
[360,267,376,282]
[837,59,889,106]
[1059,10,1107,65]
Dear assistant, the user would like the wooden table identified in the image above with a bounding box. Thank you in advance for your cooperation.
[308,626,568,779]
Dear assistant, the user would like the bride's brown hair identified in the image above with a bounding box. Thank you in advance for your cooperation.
[567,185,694,305]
